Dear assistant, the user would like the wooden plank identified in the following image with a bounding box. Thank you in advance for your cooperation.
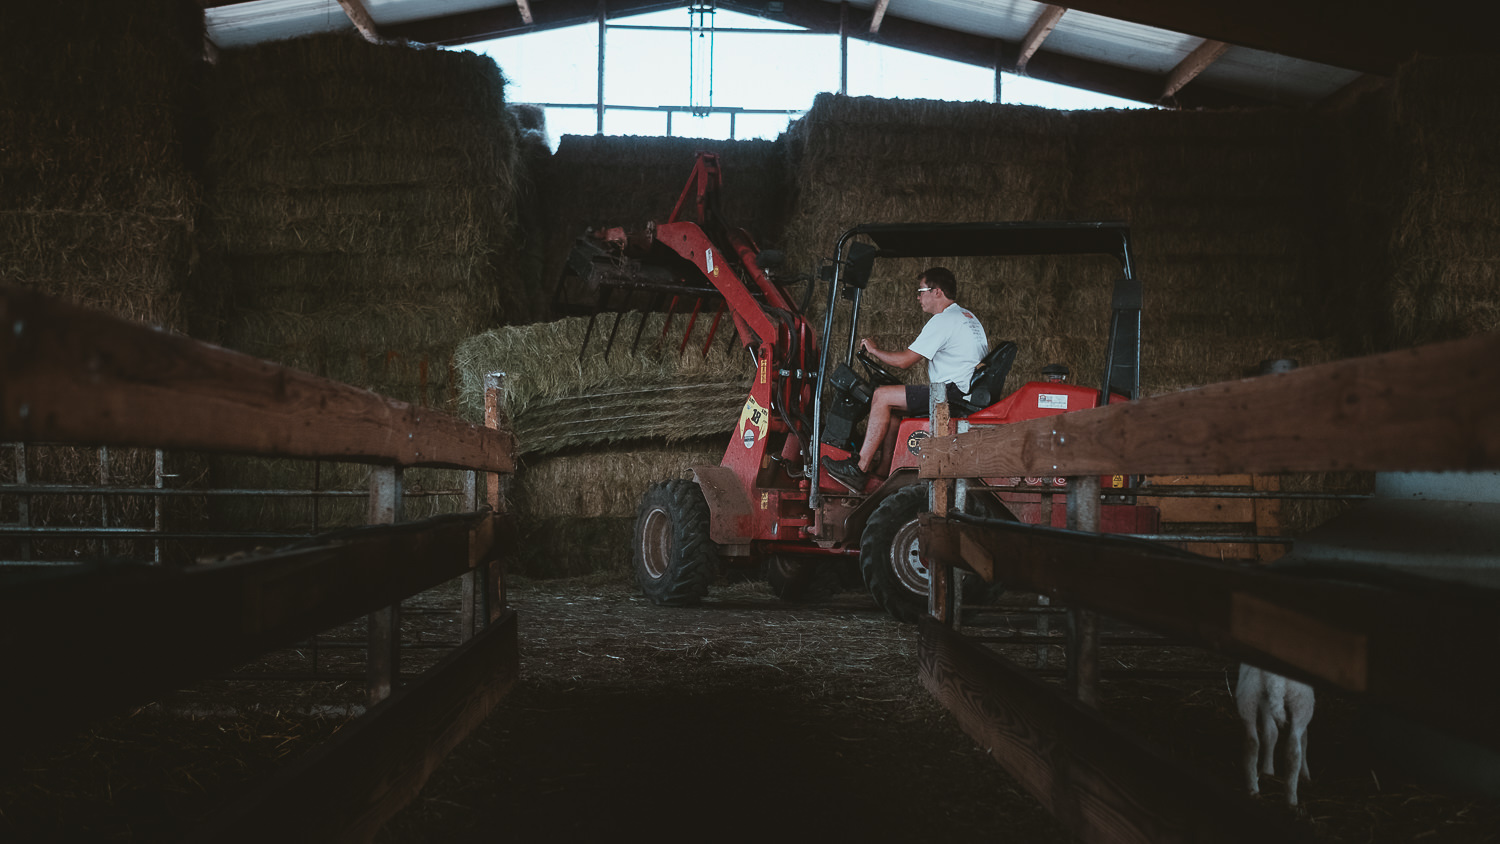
[1161,38,1228,99]
[0,287,515,473]
[1140,496,1255,523]
[922,333,1500,479]
[1016,4,1066,72]
[918,619,1314,844]
[190,610,520,844]
[0,511,496,765]
[1148,474,1253,487]
[336,0,381,41]
[921,515,1500,752]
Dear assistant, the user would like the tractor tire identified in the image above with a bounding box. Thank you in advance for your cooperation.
[765,555,840,603]
[633,480,718,606]
[860,485,1004,623]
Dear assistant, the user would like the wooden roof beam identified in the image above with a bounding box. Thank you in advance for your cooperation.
[515,0,536,25]
[337,0,382,42]
[868,0,890,33]
[1016,4,1066,74]
[1160,37,1226,99]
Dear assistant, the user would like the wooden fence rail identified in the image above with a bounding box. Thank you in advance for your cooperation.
[0,287,518,841]
[0,287,515,472]
[915,330,1500,843]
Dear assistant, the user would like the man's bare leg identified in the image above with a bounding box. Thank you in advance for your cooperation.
[858,385,909,472]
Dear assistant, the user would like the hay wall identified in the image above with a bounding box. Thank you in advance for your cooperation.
[781,94,1341,395]
[506,440,723,578]
[539,134,789,310]
[1381,55,1500,348]
[0,0,205,562]
[198,34,531,530]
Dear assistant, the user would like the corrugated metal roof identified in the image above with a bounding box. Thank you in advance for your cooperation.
[206,0,355,48]
[202,0,1372,105]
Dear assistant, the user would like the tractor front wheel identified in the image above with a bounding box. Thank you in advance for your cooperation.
[633,480,718,606]
[860,485,1003,623]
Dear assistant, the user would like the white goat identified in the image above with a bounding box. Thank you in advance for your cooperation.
[1236,664,1315,807]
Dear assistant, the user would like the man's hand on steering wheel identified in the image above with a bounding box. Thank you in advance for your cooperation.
[856,345,902,386]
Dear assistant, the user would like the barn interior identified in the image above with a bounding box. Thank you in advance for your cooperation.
[2,0,1498,840]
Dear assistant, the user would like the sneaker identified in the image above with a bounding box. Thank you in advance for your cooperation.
[821,455,867,492]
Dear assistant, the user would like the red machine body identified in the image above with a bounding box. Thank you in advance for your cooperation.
[575,153,1158,620]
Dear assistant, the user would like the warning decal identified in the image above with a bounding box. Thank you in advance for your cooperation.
[1038,393,1068,409]
[739,395,769,449]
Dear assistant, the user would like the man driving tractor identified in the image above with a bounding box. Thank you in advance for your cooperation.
[821,266,989,491]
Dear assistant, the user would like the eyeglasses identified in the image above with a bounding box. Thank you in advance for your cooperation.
[916,287,934,295]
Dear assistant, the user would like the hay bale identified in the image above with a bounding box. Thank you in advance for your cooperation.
[782,94,1337,395]
[539,134,788,310]
[0,0,204,563]
[456,315,753,454]
[196,33,531,530]
[505,438,724,578]
[1383,55,1500,347]
[199,33,527,405]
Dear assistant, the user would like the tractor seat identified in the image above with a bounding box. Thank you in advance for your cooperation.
[948,340,1017,417]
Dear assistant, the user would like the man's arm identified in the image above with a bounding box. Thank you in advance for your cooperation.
[860,338,924,370]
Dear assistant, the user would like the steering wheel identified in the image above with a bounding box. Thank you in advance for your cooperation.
[857,347,902,387]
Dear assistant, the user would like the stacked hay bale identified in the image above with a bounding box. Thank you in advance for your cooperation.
[200,34,528,529]
[540,134,789,312]
[782,96,1081,388]
[1383,55,1500,348]
[782,94,1342,395]
[1071,107,1341,393]
[506,440,726,578]
[449,134,784,577]
[457,312,752,578]
[0,0,204,562]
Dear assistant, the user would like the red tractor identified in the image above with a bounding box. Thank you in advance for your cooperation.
[567,154,1158,622]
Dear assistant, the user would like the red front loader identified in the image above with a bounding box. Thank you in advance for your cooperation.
[565,154,1158,622]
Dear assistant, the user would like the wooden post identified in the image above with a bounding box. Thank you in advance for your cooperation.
[460,469,477,643]
[13,443,31,561]
[483,372,509,622]
[1066,474,1100,707]
[1253,474,1284,562]
[927,385,956,625]
[367,465,404,706]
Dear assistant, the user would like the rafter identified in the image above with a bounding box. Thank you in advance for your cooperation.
[1016,4,1065,73]
[337,0,381,42]
[869,0,890,33]
[1160,37,1226,99]
[516,0,536,25]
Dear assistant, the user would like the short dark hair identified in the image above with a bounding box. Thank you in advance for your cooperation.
[919,267,957,300]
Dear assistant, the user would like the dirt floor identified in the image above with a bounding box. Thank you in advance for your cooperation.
[3,574,1498,842]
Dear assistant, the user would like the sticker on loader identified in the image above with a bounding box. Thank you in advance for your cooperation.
[740,396,769,448]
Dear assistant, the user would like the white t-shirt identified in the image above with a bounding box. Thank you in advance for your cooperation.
[908,303,988,393]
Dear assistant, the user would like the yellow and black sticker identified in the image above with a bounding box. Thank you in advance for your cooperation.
[739,395,769,449]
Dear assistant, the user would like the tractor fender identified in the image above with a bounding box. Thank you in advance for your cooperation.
[839,469,923,544]
[689,465,754,552]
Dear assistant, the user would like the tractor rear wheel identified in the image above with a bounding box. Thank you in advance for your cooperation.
[861,485,1003,623]
[764,555,840,603]
[633,480,718,606]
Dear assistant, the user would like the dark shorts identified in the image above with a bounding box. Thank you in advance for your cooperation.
[905,382,967,411]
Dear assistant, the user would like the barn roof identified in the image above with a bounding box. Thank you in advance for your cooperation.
[198,0,1494,109]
